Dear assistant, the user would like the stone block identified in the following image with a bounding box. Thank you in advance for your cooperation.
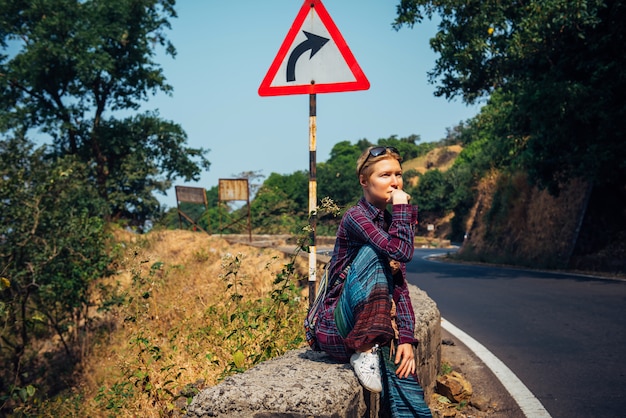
[186,284,440,417]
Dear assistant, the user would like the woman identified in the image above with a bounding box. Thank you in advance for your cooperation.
[315,146,431,417]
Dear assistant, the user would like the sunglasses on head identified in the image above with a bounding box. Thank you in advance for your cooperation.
[367,146,399,158]
[359,146,400,174]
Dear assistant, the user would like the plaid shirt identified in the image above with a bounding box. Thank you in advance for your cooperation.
[327,197,419,345]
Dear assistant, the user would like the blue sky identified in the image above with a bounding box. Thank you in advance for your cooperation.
[146,1,483,209]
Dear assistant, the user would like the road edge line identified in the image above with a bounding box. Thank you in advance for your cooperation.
[441,317,552,418]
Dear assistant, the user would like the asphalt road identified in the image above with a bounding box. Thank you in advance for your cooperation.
[406,248,626,418]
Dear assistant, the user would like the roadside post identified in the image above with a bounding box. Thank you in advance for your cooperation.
[259,0,369,307]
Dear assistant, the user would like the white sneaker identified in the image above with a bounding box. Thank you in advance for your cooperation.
[350,345,382,393]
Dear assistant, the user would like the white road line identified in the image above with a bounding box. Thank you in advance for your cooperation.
[441,318,552,418]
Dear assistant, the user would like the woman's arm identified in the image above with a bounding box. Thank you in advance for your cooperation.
[344,204,417,262]
[394,277,418,346]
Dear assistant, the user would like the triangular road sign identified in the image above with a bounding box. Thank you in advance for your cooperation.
[258,0,370,96]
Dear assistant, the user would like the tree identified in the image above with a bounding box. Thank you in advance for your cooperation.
[394,0,626,193]
[0,136,110,407]
[318,140,364,208]
[249,171,309,234]
[414,169,448,214]
[0,0,210,227]
[377,134,426,160]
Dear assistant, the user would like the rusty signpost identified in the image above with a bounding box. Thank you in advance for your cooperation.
[175,186,210,234]
[218,178,252,242]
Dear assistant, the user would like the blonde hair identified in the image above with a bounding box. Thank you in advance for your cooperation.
[356,146,402,179]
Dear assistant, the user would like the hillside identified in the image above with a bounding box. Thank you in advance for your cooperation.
[404,145,625,275]
[402,144,462,239]
[404,144,462,177]
[462,172,589,268]
[462,172,626,276]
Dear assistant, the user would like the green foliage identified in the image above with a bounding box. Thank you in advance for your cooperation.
[394,0,626,193]
[440,362,453,376]
[378,134,435,160]
[414,170,448,214]
[96,112,210,230]
[244,135,434,236]
[0,136,111,413]
[95,381,134,414]
[249,171,309,234]
[215,251,306,380]
[0,0,210,227]
[443,164,477,240]
[318,140,363,208]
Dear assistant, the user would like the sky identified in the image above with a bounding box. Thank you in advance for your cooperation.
[145,1,483,209]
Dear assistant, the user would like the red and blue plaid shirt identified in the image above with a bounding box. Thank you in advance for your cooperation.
[327,197,419,345]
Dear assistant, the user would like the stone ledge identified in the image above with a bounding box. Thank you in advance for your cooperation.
[185,284,440,418]
[185,348,365,418]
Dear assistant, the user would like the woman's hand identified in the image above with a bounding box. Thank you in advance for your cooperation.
[394,343,416,379]
[390,189,411,205]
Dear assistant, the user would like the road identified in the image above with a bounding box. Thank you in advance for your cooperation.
[406,248,626,418]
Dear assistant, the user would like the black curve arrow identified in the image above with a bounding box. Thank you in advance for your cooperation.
[286,31,330,82]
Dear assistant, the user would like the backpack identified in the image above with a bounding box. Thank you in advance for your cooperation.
[303,263,330,351]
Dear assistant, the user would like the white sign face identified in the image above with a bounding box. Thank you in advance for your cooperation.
[269,10,356,88]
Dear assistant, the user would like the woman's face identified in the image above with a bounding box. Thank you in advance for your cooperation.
[360,157,403,209]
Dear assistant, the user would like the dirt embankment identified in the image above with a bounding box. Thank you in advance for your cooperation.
[460,171,625,276]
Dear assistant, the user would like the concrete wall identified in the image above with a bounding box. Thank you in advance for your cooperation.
[185,285,440,418]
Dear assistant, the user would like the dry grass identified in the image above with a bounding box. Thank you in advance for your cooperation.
[460,171,591,269]
[54,229,309,417]
[404,145,462,178]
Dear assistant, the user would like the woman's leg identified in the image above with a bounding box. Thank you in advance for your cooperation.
[379,345,433,417]
[335,245,395,352]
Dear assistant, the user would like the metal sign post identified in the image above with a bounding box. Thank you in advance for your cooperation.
[308,93,317,302]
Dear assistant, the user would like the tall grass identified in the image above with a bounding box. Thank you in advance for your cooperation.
[23,229,309,417]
